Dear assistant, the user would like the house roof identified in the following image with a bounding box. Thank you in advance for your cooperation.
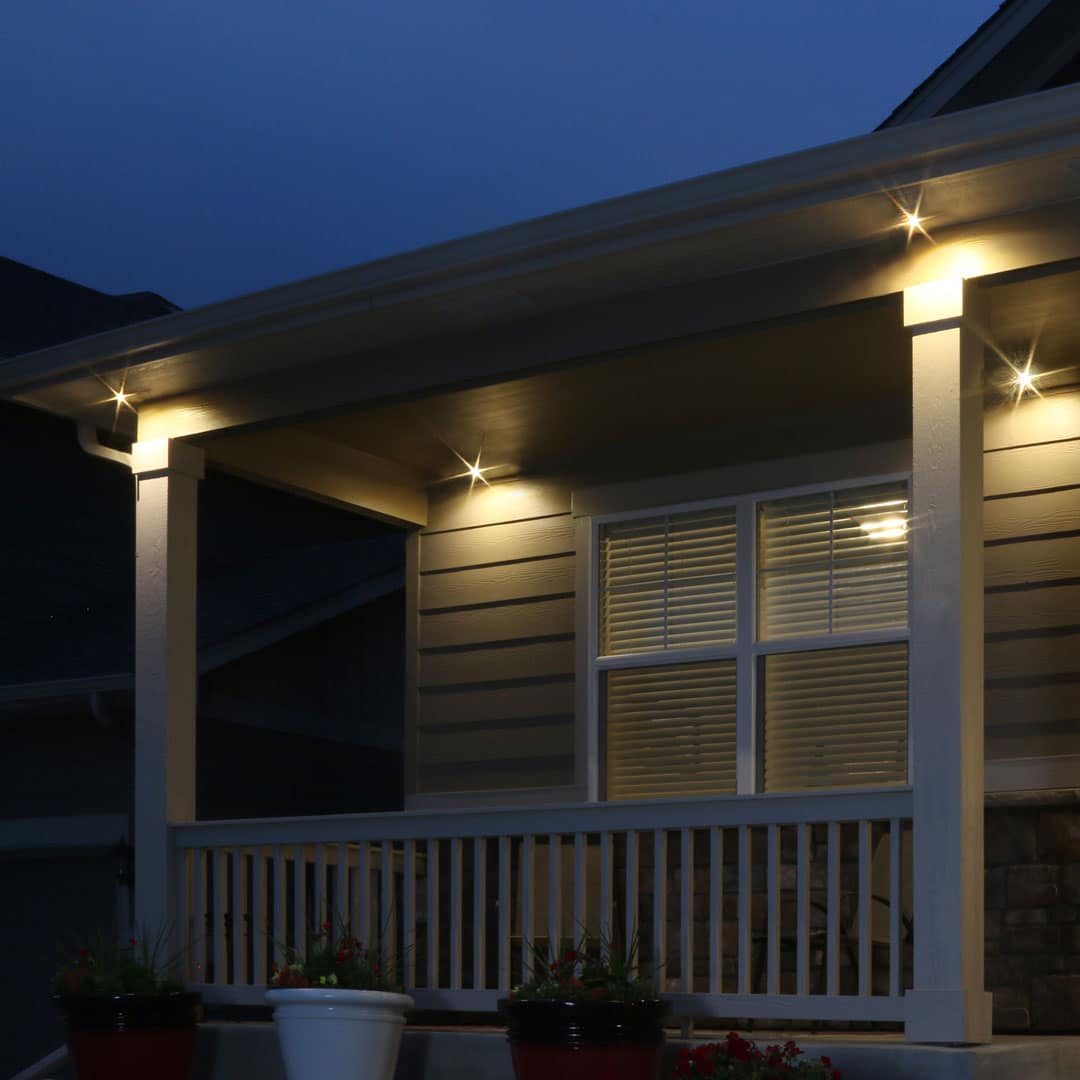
[881,0,1080,128]
[4,82,1080,447]
[0,257,178,356]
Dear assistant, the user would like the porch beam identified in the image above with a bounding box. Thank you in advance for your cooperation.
[132,438,204,936]
[198,427,428,527]
[904,279,992,1043]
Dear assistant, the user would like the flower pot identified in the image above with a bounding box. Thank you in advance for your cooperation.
[499,998,669,1080]
[266,988,414,1080]
[54,992,201,1080]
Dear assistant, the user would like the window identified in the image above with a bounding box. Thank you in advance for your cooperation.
[594,479,909,799]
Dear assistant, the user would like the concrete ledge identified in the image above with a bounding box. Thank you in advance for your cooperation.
[192,1023,1080,1080]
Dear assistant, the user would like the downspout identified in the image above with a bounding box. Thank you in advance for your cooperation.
[77,423,133,468]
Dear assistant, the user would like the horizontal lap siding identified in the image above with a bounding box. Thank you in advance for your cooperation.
[414,502,576,797]
[985,401,1080,763]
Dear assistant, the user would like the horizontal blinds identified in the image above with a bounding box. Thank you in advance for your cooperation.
[763,643,908,791]
[606,660,737,800]
[758,482,908,640]
[600,506,736,655]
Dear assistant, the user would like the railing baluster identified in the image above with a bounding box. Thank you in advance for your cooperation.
[826,823,840,996]
[737,826,750,994]
[450,837,463,990]
[709,827,722,994]
[599,832,612,952]
[890,818,902,997]
[548,834,561,952]
[680,828,693,994]
[573,833,587,943]
[427,839,440,988]
[858,820,872,997]
[653,829,666,993]
[213,849,228,985]
[796,823,810,998]
[404,839,417,988]
[357,841,371,947]
[192,848,205,983]
[766,825,780,995]
[231,849,244,985]
[625,830,639,975]
[272,845,284,968]
[335,842,348,934]
[174,848,191,980]
[315,844,327,932]
[497,836,511,991]
[473,837,486,990]
[293,845,306,957]
[252,847,266,986]
[521,835,535,979]
[381,840,395,972]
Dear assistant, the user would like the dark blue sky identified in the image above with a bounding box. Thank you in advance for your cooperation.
[1,1,1000,310]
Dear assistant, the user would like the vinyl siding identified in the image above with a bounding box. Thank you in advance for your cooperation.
[411,483,576,799]
[985,391,1080,762]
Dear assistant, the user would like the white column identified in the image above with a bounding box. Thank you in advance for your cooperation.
[904,279,992,1043]
[131,438,204,934]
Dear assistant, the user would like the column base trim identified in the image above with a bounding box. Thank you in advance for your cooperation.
[905,988,993,1044]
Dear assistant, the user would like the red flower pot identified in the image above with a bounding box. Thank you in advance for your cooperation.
[499,998,669,1080]
[54,992,201,1080]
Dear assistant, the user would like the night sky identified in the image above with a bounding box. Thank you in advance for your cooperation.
[1,1,1001,310]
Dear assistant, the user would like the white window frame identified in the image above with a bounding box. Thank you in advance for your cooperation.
[587,470,912,799]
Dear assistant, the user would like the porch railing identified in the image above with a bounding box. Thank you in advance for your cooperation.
[171,788,912,1022]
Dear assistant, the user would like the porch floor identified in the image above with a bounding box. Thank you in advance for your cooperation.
[187,1023,1080,1080]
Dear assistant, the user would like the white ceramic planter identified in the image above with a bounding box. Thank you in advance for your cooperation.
[266,988,414,1080]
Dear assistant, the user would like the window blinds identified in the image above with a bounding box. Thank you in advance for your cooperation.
[758,482,909,640]
[606,659,737,800]
[599,506,737,656]
[762,642,908,791]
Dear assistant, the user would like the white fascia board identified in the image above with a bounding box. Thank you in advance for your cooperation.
[4,80,1080,403]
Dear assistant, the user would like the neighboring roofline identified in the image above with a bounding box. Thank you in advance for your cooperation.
[879,0,1052,128]
[5,81,1080,404]
[0,568,404,706]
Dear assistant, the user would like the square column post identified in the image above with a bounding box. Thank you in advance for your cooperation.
[904,279,992,1043]
[131,438,204,934]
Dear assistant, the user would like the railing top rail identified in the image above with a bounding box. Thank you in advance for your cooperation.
[171,787,912,848]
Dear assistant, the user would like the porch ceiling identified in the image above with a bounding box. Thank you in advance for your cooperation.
[192,264,1080,522]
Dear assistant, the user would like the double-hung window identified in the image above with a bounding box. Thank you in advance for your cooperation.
[594,478,909,799]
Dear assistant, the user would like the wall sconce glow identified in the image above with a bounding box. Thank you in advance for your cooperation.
[113,390,130,407]
[447,447,494,492]
[1006,348,1042,402]
[889,190,931,244]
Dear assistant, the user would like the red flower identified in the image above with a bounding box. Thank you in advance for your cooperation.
[129,937,138,946]
[564,949,578,963]
[78,947,90,958]
[590,987,609,999]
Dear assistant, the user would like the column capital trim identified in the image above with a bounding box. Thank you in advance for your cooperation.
[132,438,205,480]
[903,278,965,329]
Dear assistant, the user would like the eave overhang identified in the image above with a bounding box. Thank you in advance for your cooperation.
[5,82,1080,440]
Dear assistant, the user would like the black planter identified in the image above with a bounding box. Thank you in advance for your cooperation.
[54,992,201,1080]
[499,998,668,1080]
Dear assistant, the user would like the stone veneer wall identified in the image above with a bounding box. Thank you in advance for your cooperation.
[986,792,1080,1032]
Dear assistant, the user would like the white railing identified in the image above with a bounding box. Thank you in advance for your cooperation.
[171,788,912,1022]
